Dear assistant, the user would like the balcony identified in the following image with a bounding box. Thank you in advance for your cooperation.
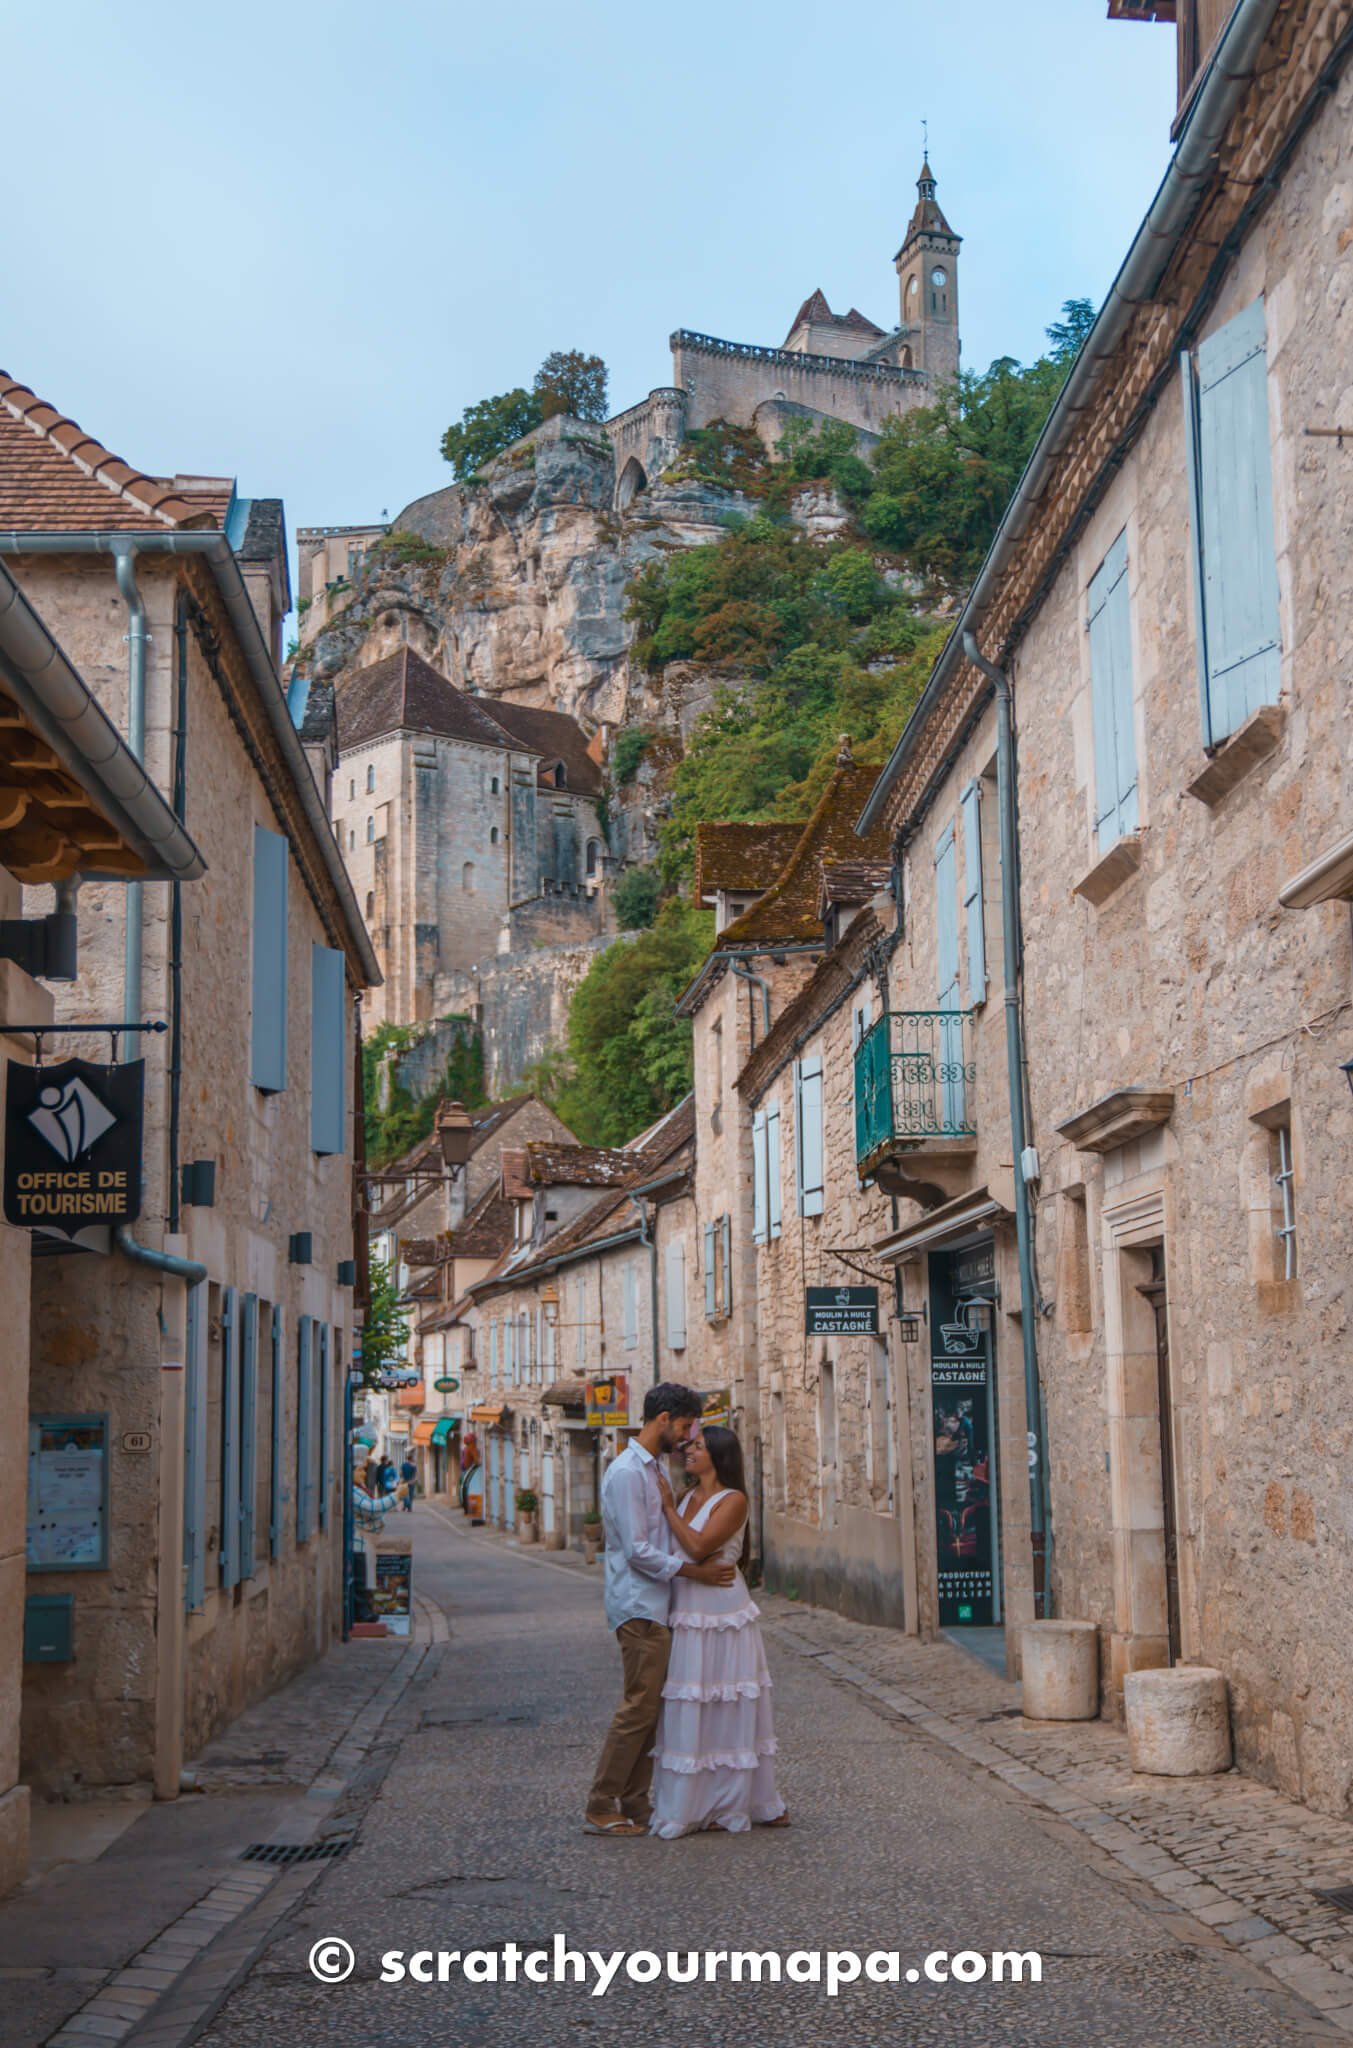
[855,1010,978,1203]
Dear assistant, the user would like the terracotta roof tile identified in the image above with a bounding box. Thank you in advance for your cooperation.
[0,374,207,531]
[525,1142,640,1189]
[717,766,893,947]
[335,647,513,753]
[817,858,892,914]
[693,821,805,902]
[443,1186,515,1259]
[478,698,603,796]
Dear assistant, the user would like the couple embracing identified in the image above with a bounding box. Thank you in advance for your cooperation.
[584,1382,787,1839]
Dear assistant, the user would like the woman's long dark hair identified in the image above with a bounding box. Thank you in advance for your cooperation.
[701,1424,750,1572]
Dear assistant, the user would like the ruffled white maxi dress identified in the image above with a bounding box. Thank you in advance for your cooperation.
[649,1488,784,1838]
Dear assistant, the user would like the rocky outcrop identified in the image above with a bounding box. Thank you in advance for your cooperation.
[296,415,749,737]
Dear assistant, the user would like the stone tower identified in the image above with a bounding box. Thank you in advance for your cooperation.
[895,158,961,387]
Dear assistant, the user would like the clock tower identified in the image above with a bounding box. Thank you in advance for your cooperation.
[895,158,961,387]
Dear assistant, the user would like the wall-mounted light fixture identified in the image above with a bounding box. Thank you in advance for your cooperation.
[955,1294,994,1335]
[289,1232,313,1266]
[181,1160,216,1208]
[1342,1057,1353,1101]
[896,1308,922,1344]
[337,1259,357,1287]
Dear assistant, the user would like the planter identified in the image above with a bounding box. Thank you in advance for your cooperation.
[1021,1621,1099,1721]
[583,1530,601,1566]
[1124,1666,1231,1776]
[516,1514,538,1544]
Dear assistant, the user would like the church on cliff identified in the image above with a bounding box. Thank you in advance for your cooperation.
[606,158,962,507]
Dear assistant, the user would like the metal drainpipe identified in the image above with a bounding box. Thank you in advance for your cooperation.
[729,959,772,1048]
[112,541,147,1027]
[113,1225,206,1283]
[628,1195,660,1382]
[962,631,1051,1616]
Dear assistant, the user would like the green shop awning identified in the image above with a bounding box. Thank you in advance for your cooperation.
[430,1417,460,1446]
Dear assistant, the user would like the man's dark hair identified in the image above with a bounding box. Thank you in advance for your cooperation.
[643,1381,703,1424]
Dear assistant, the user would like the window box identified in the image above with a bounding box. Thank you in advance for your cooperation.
[1073,834,1143,908]
[1185,702,1285,808]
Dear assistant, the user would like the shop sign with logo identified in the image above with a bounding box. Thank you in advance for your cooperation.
[700,1387,732,1428]
[433,1376,459,1393]
[586,1374,630,1428]
[929,1250,997,1628]
[805,1284,879,1336]
[4,1058,144,1239]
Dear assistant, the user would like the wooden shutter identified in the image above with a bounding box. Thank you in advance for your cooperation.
[184,1280,208,1611]
[310,947,346,1155]
[934,824,965,1128]
[575,1278,586,1364]
[269,1306,283,1559]
[767,1101,783,1239]
[1187,298,1281,744]
[960,780,988,998]
[704,1221,717,1317]
[666,1238,687,1351]
[220,1287,240,1591]
[250,825,288,1093]
[1086,534,1138,847]
[720,1213,732,1315]
[752,1109,768,1244]
[796,1058,825,1217]
[318,1322,330,1532]
[239,1294,259,1579]
[296,1315,313,1542]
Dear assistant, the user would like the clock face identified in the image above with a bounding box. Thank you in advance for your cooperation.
[908,275,919,297]
[931,267,948,289]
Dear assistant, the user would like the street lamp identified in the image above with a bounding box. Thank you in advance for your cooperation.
[435,1098,474,1169]
[540,1282,561,1329]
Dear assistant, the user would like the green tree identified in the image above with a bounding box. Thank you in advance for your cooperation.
[358,1256,410,1387]
[555,902,712,1144]
[535,349,609,422]
[612,864,663,929]
[440,387,544,479]
[1046,297,1097,364]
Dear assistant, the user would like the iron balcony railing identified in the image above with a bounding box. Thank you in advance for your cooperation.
[854,1010,978,1164]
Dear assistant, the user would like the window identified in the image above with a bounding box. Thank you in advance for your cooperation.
[586,839,600,877]
[622,1261,639,1348]
[366,763,375,793]
[704,1221,717,1319]
[934,823,966,1127]
[794,1057,825,1216]
[491,776,500,795]
[1271,1118,1297,1281]
[348,778,355,801]
[819,1359,837,1524]
[960,779,988,998]
[665,1237,687,1351]
[490,826,500,845]
[296,1316,315,1543]
[268,1305,283,1559]
[250,825,288,1093]
[365,891,375,920]
[1086,533,1138,848]
[310,945,346,1155]
[348,829,355,851]
[462,861,475,893]
[1181,297,1281,747]
[239,1293,259,1578]
[366,816,375,844]
[867,1339,893,1510]
[575,1274,587,1364]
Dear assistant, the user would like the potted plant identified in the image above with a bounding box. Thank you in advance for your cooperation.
[515,1488,539,1544]
[582,1509,603,1565]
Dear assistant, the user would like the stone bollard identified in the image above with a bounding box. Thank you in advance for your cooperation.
[1021,1621,1099,1721]
[1124,1666,1232,1776]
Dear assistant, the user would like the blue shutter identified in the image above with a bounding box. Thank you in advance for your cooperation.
[318,1323,330,1532]
[269,1306,284,1559]
[251,825,289,1093]
[310,947,346,1155]
[1188,298,1282,744]
[184,1280,208,1612]
[296,1315,313,1542]
[767,1100,783,1239]
[1087,533,1138,847]
[935,825,965,1128]
[239,1294,258,1579]
[960,780,988,999]
[796,1058,825,1217]
[720,1213,732,1314]
[752,1110,768,1244]
[220,1288,239,1591]
[704,1220,717,1317]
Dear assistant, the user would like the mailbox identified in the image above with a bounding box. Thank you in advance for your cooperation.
[24,1593,74,1663]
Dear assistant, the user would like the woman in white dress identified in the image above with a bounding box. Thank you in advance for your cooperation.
[649,1425,788,1838]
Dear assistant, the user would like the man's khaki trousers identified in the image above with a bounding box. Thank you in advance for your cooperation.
[588,1618,672,1821]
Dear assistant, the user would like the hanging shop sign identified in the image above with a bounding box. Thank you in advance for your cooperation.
[586,1374,630,1429]
[805,1284,879,1336]
[433,1376,459,1393]
[700,1387,732,1428]
[4,1058,144,1238]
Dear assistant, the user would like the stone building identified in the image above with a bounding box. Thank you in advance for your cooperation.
[608,160,962,505]
[448,1102,699,1549]
[0,372,378,1805]
[860,0,1353,1810]
[0,563,205,1894]
[319,645,607,1033]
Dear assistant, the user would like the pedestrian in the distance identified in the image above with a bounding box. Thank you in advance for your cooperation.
[400,1455,417,1511]
[381,1457,397,1497]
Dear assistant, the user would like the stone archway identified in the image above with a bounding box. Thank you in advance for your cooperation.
[616,456,648,510]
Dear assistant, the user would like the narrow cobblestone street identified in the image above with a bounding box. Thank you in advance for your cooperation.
[10,1504,1353,2048]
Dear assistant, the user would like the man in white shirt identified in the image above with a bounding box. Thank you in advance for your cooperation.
[585,1381,735,1836]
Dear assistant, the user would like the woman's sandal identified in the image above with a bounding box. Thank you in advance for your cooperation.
[583,1815,646,1836]
[758,1812,791,1827]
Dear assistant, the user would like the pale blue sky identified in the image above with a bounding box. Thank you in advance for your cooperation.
[4,1,1177,539]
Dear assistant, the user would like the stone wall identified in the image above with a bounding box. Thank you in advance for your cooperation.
[1007,68,1353,1812]
[438,934,618,1095]
[671,332,928,438]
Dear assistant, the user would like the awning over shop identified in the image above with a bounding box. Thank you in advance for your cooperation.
[352,1428,377,1448]
[542,1378,588,1410]
[430,1416,459,1446]
[412,1418,439,1446]
[470,1404,510,1427]
[871,1187,1009,1264]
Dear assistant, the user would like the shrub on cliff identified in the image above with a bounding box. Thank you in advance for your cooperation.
[612,864,663,930]
[440,350,610,478]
